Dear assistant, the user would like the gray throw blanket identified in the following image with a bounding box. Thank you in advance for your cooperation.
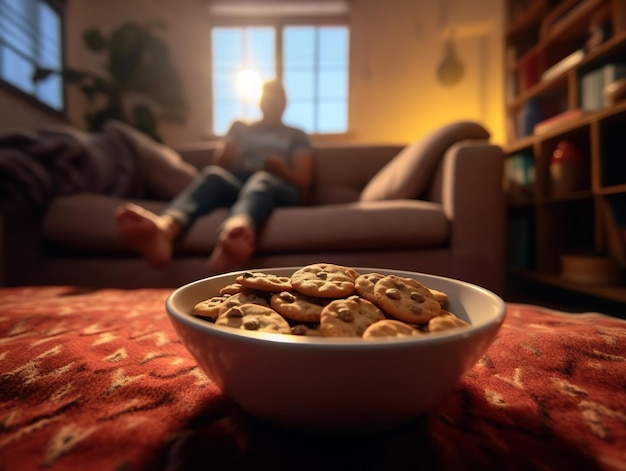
[0,121,143,210]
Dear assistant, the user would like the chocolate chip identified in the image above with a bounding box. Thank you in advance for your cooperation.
[226,307,244,318]
[338,308,354,322]
[316,272,328,280]
[280,292,296,302]
[410,305,423,315]
[243,318,260,330]
[410,292,425,303]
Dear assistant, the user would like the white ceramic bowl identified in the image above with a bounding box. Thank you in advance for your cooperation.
[165,267,506,433]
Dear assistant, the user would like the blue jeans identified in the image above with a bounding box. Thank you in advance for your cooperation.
[162,165,301,234]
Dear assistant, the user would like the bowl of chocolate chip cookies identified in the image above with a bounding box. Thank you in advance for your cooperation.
[166,263,506,433]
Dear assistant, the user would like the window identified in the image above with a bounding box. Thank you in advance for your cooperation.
[210,3,349,135]
[0,0,63,110]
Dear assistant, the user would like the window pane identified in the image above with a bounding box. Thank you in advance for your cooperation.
[284,68,314,100]
[284,26,315,68]
[36,73,61,109]
[212,26,274,134]
[318,69,347,100]
[284,101,314,133]
[1,0,35,57]
[213,71,238,103]
[317,101,347,133]
[36,0,62,109]
[246,27,274,77]
[214,100,261,129]
[319,27,349,67]
[3,48,35,94]
[0,0,64,111]
[38,0,61,67]
[212,28,243,70]
[214,102,240,135]
[212,23,349,135]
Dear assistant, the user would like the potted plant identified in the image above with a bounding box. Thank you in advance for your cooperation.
[33,21,188,141]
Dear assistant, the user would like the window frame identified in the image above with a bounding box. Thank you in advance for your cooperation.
[0,0,67,117]
[209,14,350,137]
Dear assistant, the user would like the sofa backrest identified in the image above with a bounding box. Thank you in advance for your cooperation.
[176,142,406,206]
[310,145,404,205]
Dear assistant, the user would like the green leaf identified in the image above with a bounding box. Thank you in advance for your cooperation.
[64,20,188,132]
[83,28,107,52]
[31,67,56,82]
[131,104,160,141]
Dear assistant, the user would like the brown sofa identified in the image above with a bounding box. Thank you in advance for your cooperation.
[1,128,506,295]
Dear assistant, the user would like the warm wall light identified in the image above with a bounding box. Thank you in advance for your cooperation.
[236,69,262,102]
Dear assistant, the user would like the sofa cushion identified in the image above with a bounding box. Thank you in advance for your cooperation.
[359,121,490,202]
[257,200,448,252]
[43,194,448,255]
[105,121,198,200]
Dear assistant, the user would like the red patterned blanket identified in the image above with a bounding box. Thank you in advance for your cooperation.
[0,286,625,470]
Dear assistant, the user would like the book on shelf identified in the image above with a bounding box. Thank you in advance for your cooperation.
[541,49,585,82]
[505,151,535,204]
[541,0,588,39]
[580,63,626,110]
[519,52,541,91]
[533,108,585,134]
[517,97,543,137]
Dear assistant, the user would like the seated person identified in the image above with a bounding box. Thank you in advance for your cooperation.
[114,79,314,274]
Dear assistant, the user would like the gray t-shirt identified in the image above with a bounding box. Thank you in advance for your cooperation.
[226,120,311,174]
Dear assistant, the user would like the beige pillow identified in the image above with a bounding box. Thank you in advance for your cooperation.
[104,120,198,200]
[359,121,490,201]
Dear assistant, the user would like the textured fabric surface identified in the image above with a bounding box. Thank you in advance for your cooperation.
[107,120,198,201]
[359,121,490,202]
[0,123,143,209]
[43,195,449,254]
[1,287,625,470]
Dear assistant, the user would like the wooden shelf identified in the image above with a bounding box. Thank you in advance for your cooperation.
[506,0,547,39]
[504,0,626,307]
[508,72,569,109]
[508,32,626,109]
[505,99,626,149]
[541,0,609,44]
[582,29,626,65]
[543,190,595,204]
[598,184,626,196]
[504,134,536,154]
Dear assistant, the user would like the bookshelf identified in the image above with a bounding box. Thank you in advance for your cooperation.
[504,0,626,304]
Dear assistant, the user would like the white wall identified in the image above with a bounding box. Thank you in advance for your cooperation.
[0,88,67,130]
[63,0,214,145]
[1,0,505,146]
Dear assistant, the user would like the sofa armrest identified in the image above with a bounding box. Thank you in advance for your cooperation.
[0,201,45,286]
[431,141,506,294]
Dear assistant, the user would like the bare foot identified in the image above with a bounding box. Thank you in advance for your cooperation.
[207,216,256,275]
[114,203,177,268]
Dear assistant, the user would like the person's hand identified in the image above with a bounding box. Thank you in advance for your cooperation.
[215,139,239,169]
[264,153,286,173]
[262,150,314,194]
